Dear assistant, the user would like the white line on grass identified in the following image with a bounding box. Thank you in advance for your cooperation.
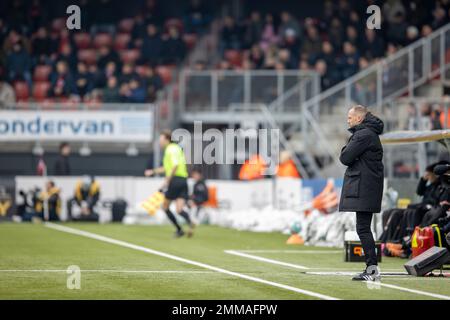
[238,250,342,254]
[0,270,214,274]
[225,249,450,300]
[225,250,309,270]
[44,223,338,300]
[363,281,450,300]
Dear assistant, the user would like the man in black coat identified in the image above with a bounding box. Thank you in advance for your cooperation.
[339,105,384,281]
[54,142,71,176]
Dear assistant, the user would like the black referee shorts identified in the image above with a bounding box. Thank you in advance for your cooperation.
[165,176,189,200]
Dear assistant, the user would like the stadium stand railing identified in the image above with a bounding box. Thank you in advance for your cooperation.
[285,23,450,178]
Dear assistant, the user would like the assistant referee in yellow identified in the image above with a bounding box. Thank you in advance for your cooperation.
[145,130,195,238]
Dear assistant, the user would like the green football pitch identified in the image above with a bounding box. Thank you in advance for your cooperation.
[0,223,449,300]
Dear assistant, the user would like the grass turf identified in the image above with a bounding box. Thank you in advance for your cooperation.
[0,223,449,300]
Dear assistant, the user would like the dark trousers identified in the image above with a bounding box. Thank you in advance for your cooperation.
[356,212,378,267]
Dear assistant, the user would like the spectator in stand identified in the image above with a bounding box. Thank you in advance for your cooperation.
[405,26,420,45]
[301,25,322,60]
[328,17,345,52]
[132,13,147,48]
[88,63,105,90]
[102,76,120,102]
[346,25,361,49]
[162,26,186,65]
[119,63,137,85]
[338,42,359,79]
[281,29,301,61]
[54,142,71,176]
[184,0,211,34]
[141,24,163,65]
[386,11,408,46]
[143,65,163,103]
[431,6,449,29]
[243,11,263,49]
[0,74,15,108]
[102,61,117,85]
[7,40,32,89]
[97,46,120,71]
[260,13,278,52]
[315,41,336,69]
[32,26,54,65]
[48,60,76,98]
[248,44,264,69]
[221,16,242,51]
[363,29,385,60]
[120,76,146,103]
[315,59,339,91]
[74,61,93,99]
[383,0,406,25]
[54,43,77,75]
[278,11,301,41]
[278,48,297,70]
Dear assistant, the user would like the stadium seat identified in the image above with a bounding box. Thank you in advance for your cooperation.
[118,18,134,33]
[224,49,242,67]
[114,33,131,50]
[73,32,92,49]
[135,65,150,77]
[119,49,140,64]
[33,65,52,82]
[51,18,65,32]
[13,81,30,102]
[32,81,51,102]
[156,65,173,85]
[77,49,97,65]
[164,18,183,32]
[183,33,197,50]
[93,33,113,48]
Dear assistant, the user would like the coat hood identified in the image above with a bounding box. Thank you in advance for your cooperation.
[350,112,384,135]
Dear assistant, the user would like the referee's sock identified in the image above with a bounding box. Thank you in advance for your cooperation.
[165,209,182,232]
[179,210,192,225]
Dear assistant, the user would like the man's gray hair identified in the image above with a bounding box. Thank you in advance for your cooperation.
[350,105,368,117]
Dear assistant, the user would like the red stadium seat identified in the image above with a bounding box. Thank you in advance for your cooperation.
[224,50,242,67]
[165,18,183,32]
[51,18,65,32]
[183,33,197,50]
[114,33,131,50]
[77,49,97,65]
[93,33,113,48]
[119,49,140,64]
[33,81,51,102]
[33,65,52,82]
[135,64,150,77]
[73,32,92,49]
[118,18,134,33]
[156,65,173,85]
[14,81,30,101]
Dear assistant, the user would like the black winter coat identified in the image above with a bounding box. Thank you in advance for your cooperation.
[339,113,384,213]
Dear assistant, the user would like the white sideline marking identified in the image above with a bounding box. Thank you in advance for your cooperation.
[225,250,309,270]
[0,269,214,274]
[238,250,341,254]
[364,281,450,300]
[44,223,338,300]
[226,249,450,300]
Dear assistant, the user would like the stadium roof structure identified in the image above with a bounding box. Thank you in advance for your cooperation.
[381,130,450,148]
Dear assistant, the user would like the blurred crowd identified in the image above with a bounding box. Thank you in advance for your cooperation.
[216,0,450,90]
[0,0,212,106]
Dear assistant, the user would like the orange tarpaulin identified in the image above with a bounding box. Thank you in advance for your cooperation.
[238,155,267,180]
[276,159,300,178]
